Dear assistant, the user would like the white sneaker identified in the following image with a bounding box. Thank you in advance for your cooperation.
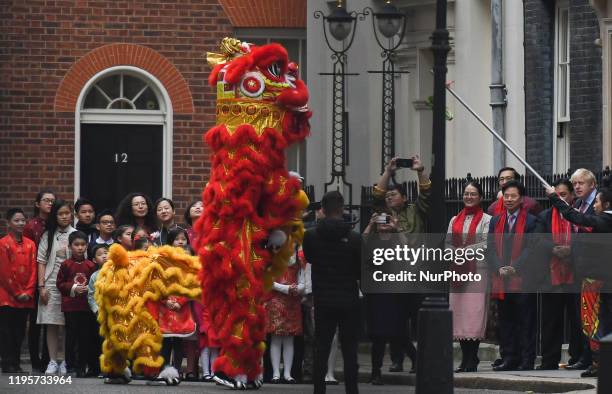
[45,360,59,375]
[59,361,67,375]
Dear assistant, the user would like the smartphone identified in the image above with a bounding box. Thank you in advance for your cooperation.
[395,158,414,168]
[375,213,391,224]
[308,201,322,211]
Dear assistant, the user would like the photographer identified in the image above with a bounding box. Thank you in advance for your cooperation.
[303,191,361,394]
[370,156,431,374]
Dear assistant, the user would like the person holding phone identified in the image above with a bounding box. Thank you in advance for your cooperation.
[371,156,431,373]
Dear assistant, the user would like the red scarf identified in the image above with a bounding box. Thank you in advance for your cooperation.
[450,206,484,288]
[550,207,574,286]
[451,206,484,247]
[491,207,527,299]
[493,196,505,216]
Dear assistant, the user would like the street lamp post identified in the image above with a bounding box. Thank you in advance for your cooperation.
[363,1,410,175]
[314,0,360,205]
[429,0,451,235]
[415,1,453,394]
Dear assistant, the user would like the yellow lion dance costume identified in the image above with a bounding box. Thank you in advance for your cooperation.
[95,244,201,382]
[192,38,311,388]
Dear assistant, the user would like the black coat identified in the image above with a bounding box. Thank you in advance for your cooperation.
[302,217,361,309]
[536,207,579,291]
[549,194,612,284]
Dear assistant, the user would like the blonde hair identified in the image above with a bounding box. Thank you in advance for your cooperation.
[570,168,597,186]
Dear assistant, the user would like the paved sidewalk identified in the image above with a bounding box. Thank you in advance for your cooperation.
[327,344,598,393]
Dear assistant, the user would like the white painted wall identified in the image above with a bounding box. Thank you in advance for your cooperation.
[306,0,526,203]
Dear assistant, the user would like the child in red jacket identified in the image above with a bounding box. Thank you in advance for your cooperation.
[0,208,37,373]
[56,231,97,377]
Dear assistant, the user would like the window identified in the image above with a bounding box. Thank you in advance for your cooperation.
[556,2,570,122]
[83,73,160,110]
[554,0,570,172]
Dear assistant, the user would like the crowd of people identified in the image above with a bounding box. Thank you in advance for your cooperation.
[1,156,611,393]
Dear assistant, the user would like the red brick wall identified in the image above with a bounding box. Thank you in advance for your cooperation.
[0,0,232,227]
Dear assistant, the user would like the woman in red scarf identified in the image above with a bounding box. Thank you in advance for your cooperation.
[446,182,491,372]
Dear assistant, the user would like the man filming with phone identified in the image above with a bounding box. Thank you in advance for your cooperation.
[374,156,431,234]
[362,156,431,380]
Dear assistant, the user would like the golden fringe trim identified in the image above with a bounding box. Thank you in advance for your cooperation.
[95,244,201,375]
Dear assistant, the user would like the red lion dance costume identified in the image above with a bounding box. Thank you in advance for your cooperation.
[195,38,310,389]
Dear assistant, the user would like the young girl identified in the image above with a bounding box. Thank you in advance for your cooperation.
[114,193,156,232]
[152,198,177,246]
[37,200,76,375]
[183,200,203,247]
[155,228,196,378]
[24,190,55,373]
[132,227,151,251]
[166,228,199,381]
[197,297,220,382]
[86,244,108,378]
[113,225,134,251]
[265,247,306,383]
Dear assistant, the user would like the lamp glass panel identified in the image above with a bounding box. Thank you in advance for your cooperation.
[329,20,351,41]
[377,16,401,38]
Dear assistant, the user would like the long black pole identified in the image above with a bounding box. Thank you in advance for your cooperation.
[416,1,453,393]
[429,0,450,234]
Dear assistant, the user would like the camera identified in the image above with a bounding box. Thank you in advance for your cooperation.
[375,213,391,224]
[395,158,414,168]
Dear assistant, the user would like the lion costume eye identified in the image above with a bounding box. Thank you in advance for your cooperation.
[267,63,281,79]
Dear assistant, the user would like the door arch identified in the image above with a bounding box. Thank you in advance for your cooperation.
[74,66,173,210]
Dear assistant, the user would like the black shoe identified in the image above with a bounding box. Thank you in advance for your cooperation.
[492,361,518,372]
[581,365,598,378]
[455,365,477,373]
[517,364,534,371]
[389,362,403,372]
[536,364,558,370]
[84,370,99,378]
[369,375,384,385]
[491,358,503,367]
[183,372,198,382]
[282,377,296,384]
[566,360,589,370]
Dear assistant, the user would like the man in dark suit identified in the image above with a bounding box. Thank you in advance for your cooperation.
[537,178,583,370]
[564,169,598,373]
[488,181,540,371]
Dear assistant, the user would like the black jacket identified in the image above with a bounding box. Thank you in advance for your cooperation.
[549,194,612,283]
[302,217,361,308]
[486,209,541,273]
[536,207,579,291]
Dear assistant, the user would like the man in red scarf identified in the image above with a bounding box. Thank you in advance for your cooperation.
[536,178,583,370]
[487,167,542,217]
[487,181,541,371]
[487,168,542,369]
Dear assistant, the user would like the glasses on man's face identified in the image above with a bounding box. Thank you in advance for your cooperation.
[100,220,115,226]
[41,198,55,204]
[132,202,147,207]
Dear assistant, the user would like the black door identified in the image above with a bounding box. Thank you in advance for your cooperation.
[80,124,163,212]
